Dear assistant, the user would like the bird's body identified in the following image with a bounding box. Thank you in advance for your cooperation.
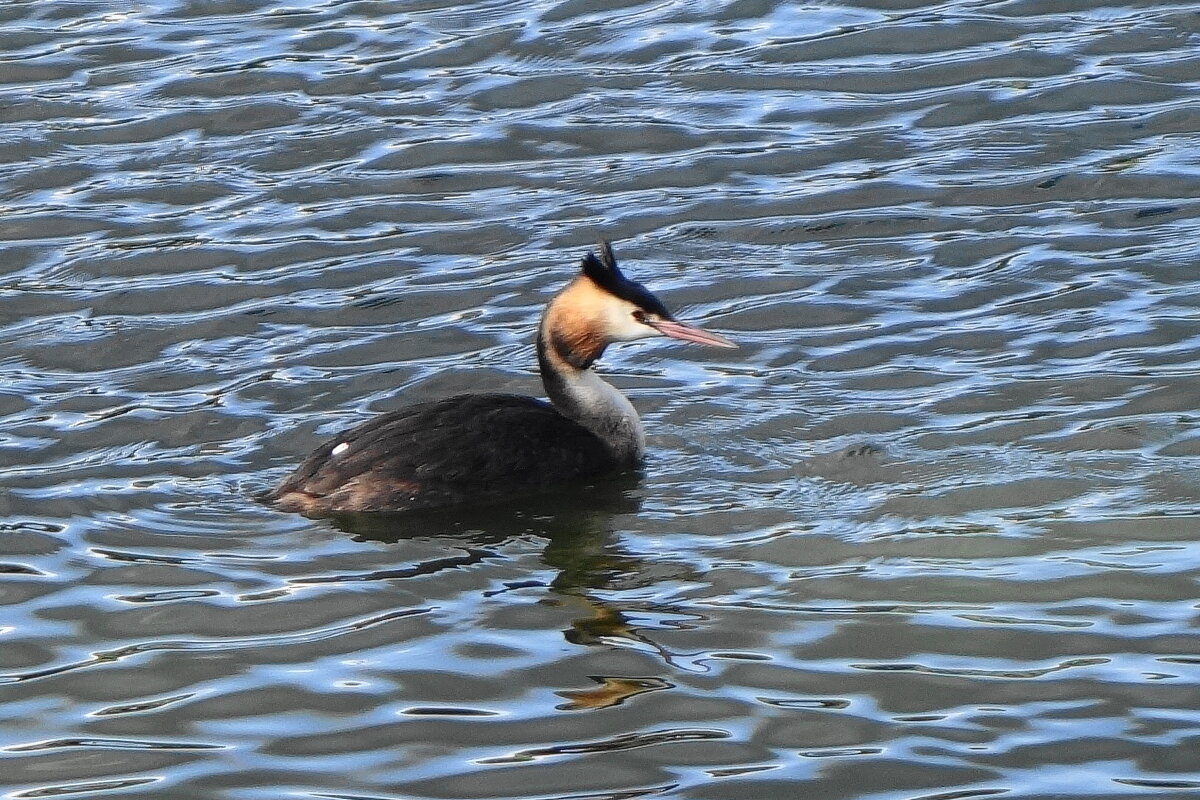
[270,393,622,515]
[268,243,733,516]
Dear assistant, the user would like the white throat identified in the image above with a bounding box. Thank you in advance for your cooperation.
[556,368,645,464]
[536,332,645,464]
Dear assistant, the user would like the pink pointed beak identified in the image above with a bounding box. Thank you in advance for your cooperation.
[649,319,737,349]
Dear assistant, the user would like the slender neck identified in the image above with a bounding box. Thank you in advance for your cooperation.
[537,326,645,465]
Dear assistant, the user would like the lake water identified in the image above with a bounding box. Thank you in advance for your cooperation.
[2,1,1199,798]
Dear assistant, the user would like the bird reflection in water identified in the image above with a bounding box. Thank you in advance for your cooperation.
[318,477,693,680]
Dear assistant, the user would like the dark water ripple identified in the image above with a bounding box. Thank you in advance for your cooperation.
[2,0,1200,798]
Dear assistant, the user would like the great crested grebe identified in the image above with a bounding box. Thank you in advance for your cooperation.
[268,242,735,516]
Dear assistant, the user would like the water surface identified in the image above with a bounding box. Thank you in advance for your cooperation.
[2,1,1199,798]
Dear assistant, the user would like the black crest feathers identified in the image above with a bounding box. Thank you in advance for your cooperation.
[578,241,672,318]
[581,240,623,285]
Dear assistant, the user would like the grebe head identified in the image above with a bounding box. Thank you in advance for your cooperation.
[542,242,735,369]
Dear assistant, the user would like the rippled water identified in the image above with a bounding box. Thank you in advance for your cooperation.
[2,0,1200,798]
